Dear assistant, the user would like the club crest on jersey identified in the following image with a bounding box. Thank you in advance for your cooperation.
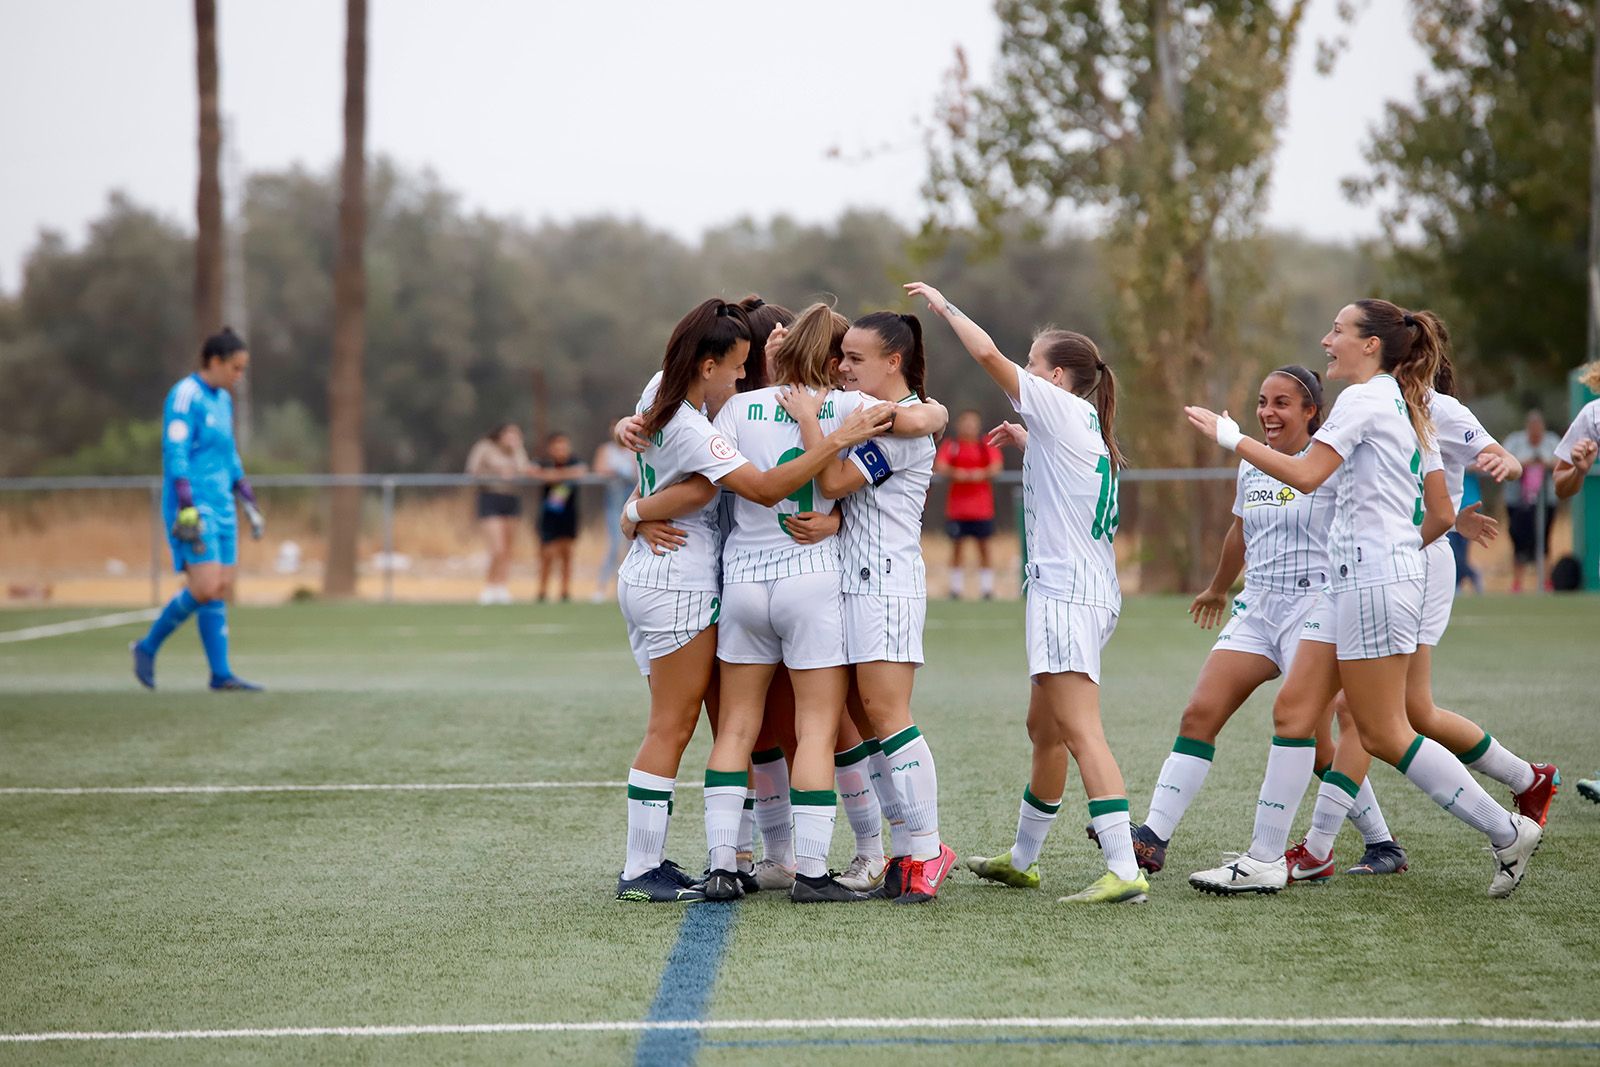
[708,435,737,461]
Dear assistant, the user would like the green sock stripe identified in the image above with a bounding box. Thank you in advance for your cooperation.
[1396,735,1426,774]
[833,741,873,767]
[1272,735,1316,748]
[1022,786,1062,815]
[752,747,786,765]
[866,738,882,754]
[742,797,755,810]
[880,725,922,755]
[667,798,673,816]
[1087,797,1130,818]
[1323,770,1362,800]
[626,785,672,802]
[1313,763,1331,781]
[1459,732,1493,765]
[705,769,748,788]
[1172,735,1215,761]
[790,788,836,807]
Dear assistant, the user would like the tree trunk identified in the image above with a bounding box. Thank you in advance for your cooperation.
[193,0,223,351]
[324,0,367,598]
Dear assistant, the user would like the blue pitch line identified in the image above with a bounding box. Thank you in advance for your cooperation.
[704,1034,1600,1053]
[633,902,739,1067]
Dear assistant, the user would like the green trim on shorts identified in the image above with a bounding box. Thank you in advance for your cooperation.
[1022,786,1062,815]
[1172,735,1216,761]
[1396,735,1426,774]
[881,725,922,755]
[790,788,837,808]
[1459,732,1493,765]
[1087,797,1130,818]
[833,741,874,767]
[1323,770,1361,800]
[1272,735,1317,748]
[752,747,786,765]
[705,769,749,789]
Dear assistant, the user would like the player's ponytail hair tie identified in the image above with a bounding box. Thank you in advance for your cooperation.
[745,297,765,310]
[1402,312,1417,328]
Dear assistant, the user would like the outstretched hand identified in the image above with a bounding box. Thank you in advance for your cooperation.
[615,414,649,453]
[834,404,896,449]
[987,420,1028,451]
[1454,502,1498,548]
[776,384,824,424]
[1189,588,1229,630]
[903,281,951,318]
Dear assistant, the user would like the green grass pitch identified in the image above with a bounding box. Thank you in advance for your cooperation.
[1,595,1597,1065]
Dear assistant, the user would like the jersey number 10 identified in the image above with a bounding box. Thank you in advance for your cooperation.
[1092,455,1120,543]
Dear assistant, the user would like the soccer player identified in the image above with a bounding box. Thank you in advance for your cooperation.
[936,410,1004,600]
[699,302,944,904]
[131,327,264,691]
[1184,301,1542,898]
[906,281,1147,906]
[614,298,892,903]
[1553,363,1599,803]
[791,310,953,902]
[1118,366,1400,875]
[1285,354,1559,882]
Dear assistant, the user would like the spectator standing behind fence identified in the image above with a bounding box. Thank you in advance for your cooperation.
[935,409,1005,600]
[1502,410,1560,592]
[592,437,638,603]
[466,422,534,605]
[534,432,588,603]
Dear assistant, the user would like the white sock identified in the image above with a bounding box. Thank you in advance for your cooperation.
[703,770,748,873]
[1400,736,1518,848]
[791,789,837,879]
[1247,736,1316,862]
[752,748,794,867]
[1010,786,1060,870]
[883,726,941,861]
[737,790,756,872]
[978,568,995,596]
[834,741,884,860]
[1346,776,1392,845]
[1303,778,1356,859]
[868,745,911,857]
[949,568,966,597]
[1145,736,1213,842]
[623,767,674,880]
[1089,798,1138,880]
[1463,733,1536,793]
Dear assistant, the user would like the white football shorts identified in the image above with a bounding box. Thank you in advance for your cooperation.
[618,581,721,676]
[1025,587,1118,683]
[1211,587,1322,675]
[843,593,925,666]
[1331,579,1424,661]
[1418,539,1456,647]
[717,570,846,670]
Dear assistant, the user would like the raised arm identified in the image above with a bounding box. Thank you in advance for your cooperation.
[905,282,1021,404]
[1554,439,1597,500]
[1472,442,1522,485]
[1185,407,1343,493]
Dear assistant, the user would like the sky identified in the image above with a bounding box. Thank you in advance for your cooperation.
[0,1,1428,292]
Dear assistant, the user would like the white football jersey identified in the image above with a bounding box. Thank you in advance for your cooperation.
[1428,390,1495,513]
[716,386,877,583]
[1010,370,1121,612]
[839,394,937,597]
[1555,398,1600,464]
[617,374,750,593]
[1313,373,1430,590]
[1232,443,1340,595]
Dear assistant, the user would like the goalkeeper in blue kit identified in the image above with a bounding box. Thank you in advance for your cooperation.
[131,328,264,691]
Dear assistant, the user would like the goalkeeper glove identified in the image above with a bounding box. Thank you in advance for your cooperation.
[241,499,265,540]
[171,506,203,544]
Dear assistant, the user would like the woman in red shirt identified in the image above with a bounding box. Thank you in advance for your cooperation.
[935,409,1005,599]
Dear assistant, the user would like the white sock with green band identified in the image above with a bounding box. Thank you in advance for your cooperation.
[624,767,674,880]
[1246,736,1316,862]
[791,789,838,879]
[1089,797,1137,880]
[1010,786,1060,870]
[883,725,941,861]
[703,769,748,873]
[1146,735,1214,841]
[1304,771,1360,858]
[1460,731,1536,793]
[1347,776,1392,845]
[738,791,756,872]
[1398,735,1518,849]
[867,743,911,857]
[834,741,884,861]
[751,747,794,868]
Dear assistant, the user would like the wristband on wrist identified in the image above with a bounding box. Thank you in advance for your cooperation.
[624,499,643,524]
[1215,415,1243,452]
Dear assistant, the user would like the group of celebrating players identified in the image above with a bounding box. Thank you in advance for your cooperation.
[605,285,1600,907]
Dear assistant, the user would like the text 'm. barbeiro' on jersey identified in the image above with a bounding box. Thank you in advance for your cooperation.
[161,373,244,531]
[715,386,877,584]
[839,395,936,597]
[1009,370,1121,613]
[1313,373,1433,590]
[1232,443,1341,595]
[617,374,749,593]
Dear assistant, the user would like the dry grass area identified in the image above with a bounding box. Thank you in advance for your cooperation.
[0,488,1566,606]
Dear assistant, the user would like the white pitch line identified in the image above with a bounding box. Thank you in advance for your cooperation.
[0,780,690,796]
[2,1016,1597,1043]
[0,609,159,645]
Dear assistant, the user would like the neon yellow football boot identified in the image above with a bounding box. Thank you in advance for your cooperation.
[1058,870,1149,904]
[965,852,1041,889]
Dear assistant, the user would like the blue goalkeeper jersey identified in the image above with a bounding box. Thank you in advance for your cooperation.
[161,373,244,532]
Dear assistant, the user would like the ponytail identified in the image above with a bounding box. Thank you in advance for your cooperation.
[852,311,927,400]
[1582,362,1600,393]
[770,302,848,391]
[1033,328,1124,470]
[642,299,751,438]
[1353,299,1446,450]
[1094,362,1124,471]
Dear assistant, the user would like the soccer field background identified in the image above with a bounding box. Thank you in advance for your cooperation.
[2,596,1597,1066]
